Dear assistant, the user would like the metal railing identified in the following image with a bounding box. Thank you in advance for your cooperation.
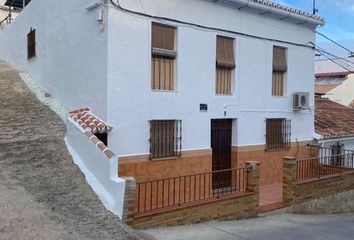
[296,152,354,182]
[135,168,247,215]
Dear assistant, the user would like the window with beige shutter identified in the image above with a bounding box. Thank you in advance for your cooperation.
[216,36,235,95]
[151,23,176,91]
[272,46,287,96]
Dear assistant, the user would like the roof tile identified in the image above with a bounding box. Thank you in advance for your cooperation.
[70,108,113,134]
[315,98,354,138]
[69,108,116,160]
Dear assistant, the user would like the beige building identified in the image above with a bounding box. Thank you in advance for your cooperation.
[315,57,354,107]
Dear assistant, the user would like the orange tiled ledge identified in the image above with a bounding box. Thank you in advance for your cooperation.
[69,108,115,159]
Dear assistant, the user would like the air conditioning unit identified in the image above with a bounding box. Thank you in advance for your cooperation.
[293,92,309,110]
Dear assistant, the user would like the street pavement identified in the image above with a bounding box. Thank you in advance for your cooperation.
[143,213,354,240]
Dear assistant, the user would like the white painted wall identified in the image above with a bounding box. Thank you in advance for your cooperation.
[325,74,354,106]
[66,120,126,219]
[0,0,108,119]
[107,0,317,157]
[0,0,318,158]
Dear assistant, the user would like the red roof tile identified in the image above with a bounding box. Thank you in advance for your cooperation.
[69,108,115,160]
[315,98,354,138]
[348,99,354,109]
[69,108,113,134]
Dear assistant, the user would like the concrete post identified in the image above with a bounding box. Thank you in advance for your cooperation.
[283,156,297,205]
[246,161,260,194]
[122,177,136,223]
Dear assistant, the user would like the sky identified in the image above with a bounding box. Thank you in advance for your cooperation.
[274,0,354,57]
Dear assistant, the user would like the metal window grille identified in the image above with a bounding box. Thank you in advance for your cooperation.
[27,28,36,60]
[266,118,291,150]
[149,120,182,159]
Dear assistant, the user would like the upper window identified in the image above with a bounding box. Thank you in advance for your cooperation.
[149,120,182,160]
[272,46,287,96]
[27,28,36,60]
[151,23,176,91]
[266,118,291,150]
[216,36,235,95]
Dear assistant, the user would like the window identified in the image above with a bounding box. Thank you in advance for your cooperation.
[266,118,291,150]
[216,36,235,95]
[151,23,176,91]
[272,46,287,96]
[95,132,108,146]
[27,28,36,60]
[149,120,182,159]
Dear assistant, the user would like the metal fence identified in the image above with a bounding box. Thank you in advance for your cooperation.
[296,148,354,182]
[135,168,247,215]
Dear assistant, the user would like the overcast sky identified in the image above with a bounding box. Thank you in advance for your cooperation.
[274,0,354,57]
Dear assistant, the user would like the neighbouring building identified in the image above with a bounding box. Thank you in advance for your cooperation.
[315,96,354,152]
[0,0,325,221]
[0,0,30,30]
[315,57,354,107]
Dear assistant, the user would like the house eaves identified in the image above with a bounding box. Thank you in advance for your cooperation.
[207,0,325,27]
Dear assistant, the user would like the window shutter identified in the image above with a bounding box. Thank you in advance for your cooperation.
[152,23,176,58]
[152,24,164,49]
[216,36,235,69]
[273,46,287,72]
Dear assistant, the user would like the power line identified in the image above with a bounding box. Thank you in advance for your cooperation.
[309,42,354,66]
[315,49,354,73]
[109,0,315,49]
[314,30,354,55]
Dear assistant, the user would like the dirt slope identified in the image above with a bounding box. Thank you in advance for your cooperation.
[0,61,149,240]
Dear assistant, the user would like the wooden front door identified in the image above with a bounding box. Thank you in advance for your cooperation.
[211,119,232,189]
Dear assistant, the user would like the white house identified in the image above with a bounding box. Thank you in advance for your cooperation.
[0,0,325,218]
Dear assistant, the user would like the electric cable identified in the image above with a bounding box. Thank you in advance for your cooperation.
[315,49,354,73]
[109,0,316,49]
[314,29,354,55]
[309,42,354,67]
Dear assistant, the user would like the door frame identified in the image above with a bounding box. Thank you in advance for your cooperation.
[211,119,233,189]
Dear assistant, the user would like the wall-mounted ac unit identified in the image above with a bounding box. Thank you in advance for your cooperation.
[293,92,309,110]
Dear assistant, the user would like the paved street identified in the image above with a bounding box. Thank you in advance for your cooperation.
[144,213,354,240]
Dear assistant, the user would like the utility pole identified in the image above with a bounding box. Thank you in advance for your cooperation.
[23,0,25,8]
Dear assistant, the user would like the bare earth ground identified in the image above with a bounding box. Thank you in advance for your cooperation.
[0,61,151,240]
